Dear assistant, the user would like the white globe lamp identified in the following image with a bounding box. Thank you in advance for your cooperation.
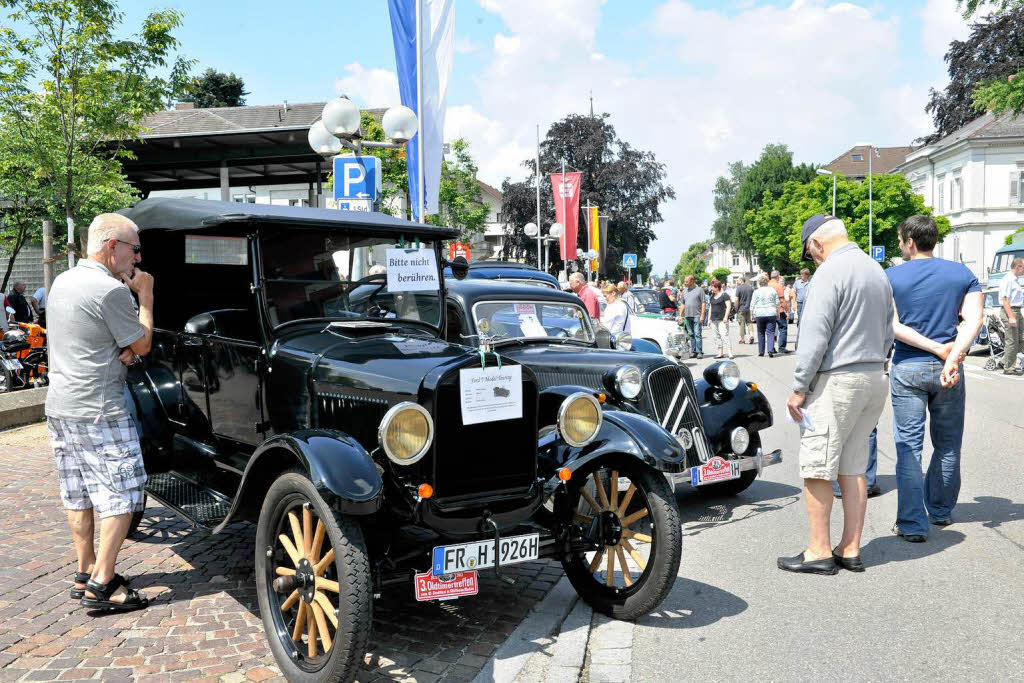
[307,120,342,155]
[549,223,564,238]
[382,105,418,143]
[524,223,539,237]
[321,97,361,138]
[587,249,599,260]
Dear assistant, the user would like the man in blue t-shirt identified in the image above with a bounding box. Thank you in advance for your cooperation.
[886,215,983,542]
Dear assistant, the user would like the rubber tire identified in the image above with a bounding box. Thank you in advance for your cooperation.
[562,460,682,621]
[694,468,757,497]
[127,495,147,537]
[255,473,372,683]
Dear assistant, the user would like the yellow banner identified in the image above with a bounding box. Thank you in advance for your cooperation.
[589,206,600,272]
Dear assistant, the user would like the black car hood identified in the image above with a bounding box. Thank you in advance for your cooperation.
[495,343,670,388]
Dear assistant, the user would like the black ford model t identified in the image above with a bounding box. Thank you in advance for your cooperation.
[119,198,772,682]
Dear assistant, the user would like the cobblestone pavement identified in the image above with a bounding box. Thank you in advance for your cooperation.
[0,423,564,682]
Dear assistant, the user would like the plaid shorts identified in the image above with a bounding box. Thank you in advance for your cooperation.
[47,416,147,519]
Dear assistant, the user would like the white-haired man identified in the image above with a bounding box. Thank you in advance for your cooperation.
[45,213,154,612]
[779,215,893,575]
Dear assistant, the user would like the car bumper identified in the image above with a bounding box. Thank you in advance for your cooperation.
[663,447,783,486]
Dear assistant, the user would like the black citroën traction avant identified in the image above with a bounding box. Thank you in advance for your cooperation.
[118,198,766,682]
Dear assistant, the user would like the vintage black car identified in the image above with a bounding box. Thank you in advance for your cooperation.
[444,279,783,496]
[121,198,690,682]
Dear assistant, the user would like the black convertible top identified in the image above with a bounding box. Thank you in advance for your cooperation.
[118,197,461,239]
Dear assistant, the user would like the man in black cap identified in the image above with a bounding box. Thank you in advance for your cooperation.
[778,215,893,575]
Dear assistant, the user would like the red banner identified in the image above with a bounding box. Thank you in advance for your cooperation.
[550,172,582,260]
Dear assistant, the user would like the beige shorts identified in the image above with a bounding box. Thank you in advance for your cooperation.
[798,370,887,480]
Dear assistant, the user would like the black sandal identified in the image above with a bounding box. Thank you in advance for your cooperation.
[80,574,148,612]
[70,572,131,600]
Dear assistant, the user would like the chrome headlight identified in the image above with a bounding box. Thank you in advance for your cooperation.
[703,360,741,391]
[557,392,603,447]
[378,402,433,465]
[730,426,750,455]
[613,332,633,351]
[614,365,643,399]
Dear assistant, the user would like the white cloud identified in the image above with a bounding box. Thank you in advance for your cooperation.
[455,36,480,54]
[333,62,401,109]
[920,0,971,59]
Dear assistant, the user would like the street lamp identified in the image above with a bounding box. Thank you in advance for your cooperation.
[854,142,881,255]
[546,223,564,273]
[816,168,837,216]
[524,223,540,269]
[586,248,599,282]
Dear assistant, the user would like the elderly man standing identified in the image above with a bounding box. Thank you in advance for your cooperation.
[999,258,1023,375]
[46,213,154,611]
[678,275,706,359]
[779,215,893,575]
[569,272,600,320]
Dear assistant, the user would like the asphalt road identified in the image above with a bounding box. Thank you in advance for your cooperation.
[631,332,1024,682]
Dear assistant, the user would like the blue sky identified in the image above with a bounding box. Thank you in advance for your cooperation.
[120,0,972,273]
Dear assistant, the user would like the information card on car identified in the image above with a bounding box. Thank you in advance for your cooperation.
[386,248,439,292]
[459,364,522,425]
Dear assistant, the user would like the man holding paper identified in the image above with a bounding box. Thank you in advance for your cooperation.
[778,215,893,576]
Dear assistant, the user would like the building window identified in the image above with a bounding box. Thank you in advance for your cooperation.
[732,253,740,266]
[952,176,963,211]
[851,154,863,162]
[233,193,256,203]
[1011,170,1024,206]
[495,212,504,223]
[751,255,758,267]
[937,177,945,213]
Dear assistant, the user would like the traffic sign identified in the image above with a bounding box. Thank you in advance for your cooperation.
[333,155,381,202]
[622,253,638,268]
[330,199,373,212]
[872,245,885,262]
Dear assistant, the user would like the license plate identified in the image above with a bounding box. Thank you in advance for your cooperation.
[432,533,539,575]
[1,358,21,371]
[414,570,479,601]
[691,456,740,486]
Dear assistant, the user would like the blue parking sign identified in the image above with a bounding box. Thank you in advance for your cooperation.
[872,245,885,262]
[622,253,638,268]
[333,156,381,202]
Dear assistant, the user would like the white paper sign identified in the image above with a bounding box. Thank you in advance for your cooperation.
[386,248,439,292]
[518,313,547,338]
[459,364,523,425]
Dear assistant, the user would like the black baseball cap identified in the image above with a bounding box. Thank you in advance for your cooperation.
[801,214,838,261]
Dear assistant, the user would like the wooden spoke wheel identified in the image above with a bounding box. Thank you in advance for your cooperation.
[562,460,682,621]
[255,473,371,683]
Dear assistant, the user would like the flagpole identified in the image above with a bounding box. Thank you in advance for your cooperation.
[536,124,542,270]
[561,159,566,267]
[585,199,592,282]
[415,0,425,224]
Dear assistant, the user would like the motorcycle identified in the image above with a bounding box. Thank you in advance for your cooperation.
[0,321,48,392]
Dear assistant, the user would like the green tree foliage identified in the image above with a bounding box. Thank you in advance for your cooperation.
[434,138,489,239]
[711,161,750,254]
[973,69,1024,117]
[498,178,542,265]
[921,7,1024,144]
[959,0,1021,18]
[0,0,191,263]
[501,113,675,278]
[181,68,249,108]
[672,240,711,285]
[734,144,816,247]
[745,174,951,273]
[711,267,731,283]
[1006,226,1024,245]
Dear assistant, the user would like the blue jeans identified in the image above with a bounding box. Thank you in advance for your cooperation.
[682,316,703,355]
[776,313,788,351]
[755,316,776,355]
[891,360,966,536]
[796,301,805,347]
[832,427,877,495]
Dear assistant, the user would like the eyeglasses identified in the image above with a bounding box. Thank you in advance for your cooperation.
[117,240,142,254]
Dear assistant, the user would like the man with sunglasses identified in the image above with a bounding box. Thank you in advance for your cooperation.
[44,213,155,612]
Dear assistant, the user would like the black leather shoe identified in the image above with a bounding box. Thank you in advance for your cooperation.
[930,517,952,527]
[867,484,882,498]
[777,551,838,575]
[832,552,865,572]
[893,525,927,543]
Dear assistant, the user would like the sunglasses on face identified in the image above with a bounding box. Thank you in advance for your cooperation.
[117,239,142,254]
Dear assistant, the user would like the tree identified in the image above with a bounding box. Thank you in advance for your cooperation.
[711,161,750,255]
[745,174,951,273]
[434,139,489,240]
[734,144,815,249]
[959,0,1021,18]
[920,7,1024,143]
[502,113,675,278]
[0,0,191,264]
[498,178,542,265]
[711,267,731,283]
[181,68,248,108]
[672,240,711,285]
[1006,226,1024,245]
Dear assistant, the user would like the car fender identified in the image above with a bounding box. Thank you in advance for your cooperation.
[125,365,178,468]
[694,379,773,454]
[630,337,661,355]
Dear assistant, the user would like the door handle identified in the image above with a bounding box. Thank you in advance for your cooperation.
[183,336,203,347]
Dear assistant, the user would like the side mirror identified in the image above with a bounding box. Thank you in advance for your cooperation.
[184,312,217,335]
[449,255,469,280]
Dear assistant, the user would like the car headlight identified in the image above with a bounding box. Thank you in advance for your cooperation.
[730,426,750,455]
[557,392,603,447]
[614,365,643,399]
[613,332,633,351]
[703,360,741,391]
[378,402,433,465]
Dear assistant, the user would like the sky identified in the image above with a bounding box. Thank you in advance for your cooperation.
[119,0,974,273]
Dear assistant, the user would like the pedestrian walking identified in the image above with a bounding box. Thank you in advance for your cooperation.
[768,270,788,352]
[7,281,35,324]
[734,276,754,344]
[678,275,706,359]
[601,282,632,334]
[618,281,640,314]
[45,213,155,611]
[707,279,734,359]
[998,257,1023,375]
[794,268,811,324]
[779,215,893,575]
[32,285,46,328]
[751,274,779,357]
[887,215,984,541]
[659,279,677,313]
[569,272,601,320]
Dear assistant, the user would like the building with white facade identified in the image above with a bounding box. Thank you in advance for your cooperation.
[704,242,758,283]
[893,111,1024,281]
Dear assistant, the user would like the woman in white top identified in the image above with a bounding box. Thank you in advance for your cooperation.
[600,282,632,334]
[750,273,780,357]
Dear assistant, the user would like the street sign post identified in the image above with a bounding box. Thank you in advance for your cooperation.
[622,253,637,284]
[872,245,885,262]
[333,156,382,204]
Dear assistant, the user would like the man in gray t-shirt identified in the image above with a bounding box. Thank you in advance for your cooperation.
[676,275,707,358]
[46,213,154,612]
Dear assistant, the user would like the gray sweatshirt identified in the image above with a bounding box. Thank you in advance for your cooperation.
[792,242,895,393]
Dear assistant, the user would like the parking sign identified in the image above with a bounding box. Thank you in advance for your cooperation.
[872,245,885,262]
[333,156,381,202]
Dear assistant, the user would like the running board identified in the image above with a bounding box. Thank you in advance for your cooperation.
[145,472,232,531]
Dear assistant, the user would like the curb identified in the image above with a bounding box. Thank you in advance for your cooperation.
[472,576,579,683]
[0,386,47,431]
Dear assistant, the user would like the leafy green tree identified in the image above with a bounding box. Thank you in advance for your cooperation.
[711,267,731,283]
[1006,226,1024,245]
[497,178,542,265]
[711,161,750,255]
[672,240,711,285]
[959,0,1021,18]
[0,0,191,264]
[921,7,1024,143]
[434,138,489,240]
[181,68,249,108]
[734,144,816,248]
[745,174,951,273]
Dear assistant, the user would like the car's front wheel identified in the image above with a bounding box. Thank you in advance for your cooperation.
[255,472,372,683]
[561,458,682,620]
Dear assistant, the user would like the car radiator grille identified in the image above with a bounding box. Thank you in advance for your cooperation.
[316,392,390,450]
[645,365,712,463]
[532,370,604,391]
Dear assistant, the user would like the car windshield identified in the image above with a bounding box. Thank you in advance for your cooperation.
[261,231,442,328]
[472,301,595,343]
[492,277,557,289]
[984,290,1000,308]
[633,290,659,306]
[994,250,1024,272]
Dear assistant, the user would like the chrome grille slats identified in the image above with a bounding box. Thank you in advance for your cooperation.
[646,365,706,459]
[316,392,390,446]
[534,371,604,391]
